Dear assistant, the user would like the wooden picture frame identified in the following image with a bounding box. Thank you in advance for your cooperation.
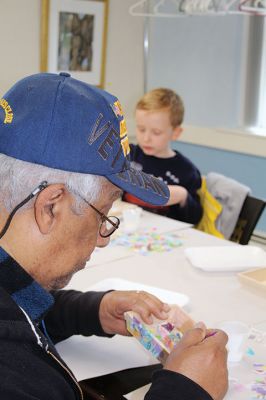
[40,0,108,87]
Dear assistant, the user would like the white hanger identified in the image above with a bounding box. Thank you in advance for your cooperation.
[153,0,179,14]
[129,0,150,17]
[223,0,239,11]
[239,0,266,15]
[129,0,187,18]
[180,0,216,14]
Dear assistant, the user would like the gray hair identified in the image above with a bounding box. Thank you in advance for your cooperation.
[0,153,107,213]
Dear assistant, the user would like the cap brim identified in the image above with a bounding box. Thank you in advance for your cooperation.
[107,166,169,206]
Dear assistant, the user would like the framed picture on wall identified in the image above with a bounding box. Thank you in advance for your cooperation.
[40,0,108,87]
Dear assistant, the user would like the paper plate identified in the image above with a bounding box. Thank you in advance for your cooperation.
[185,245,266,272]
[86,278,189,307]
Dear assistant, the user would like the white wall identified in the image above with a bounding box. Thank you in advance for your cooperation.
[0,0,41,93]
[104,0,144,134]
[0,0,144,135]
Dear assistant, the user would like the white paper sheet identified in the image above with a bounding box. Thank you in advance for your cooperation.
[56,335,157,381]
[88,278,189,306]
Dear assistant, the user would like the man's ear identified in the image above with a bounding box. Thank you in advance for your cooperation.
[171,126,183,141]
[34,184,66,234]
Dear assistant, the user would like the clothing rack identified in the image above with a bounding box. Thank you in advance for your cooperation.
[129,0,266,17]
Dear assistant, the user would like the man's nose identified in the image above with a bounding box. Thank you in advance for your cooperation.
[96,233,110,248]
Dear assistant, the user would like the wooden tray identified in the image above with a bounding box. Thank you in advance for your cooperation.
[238,267,266,294]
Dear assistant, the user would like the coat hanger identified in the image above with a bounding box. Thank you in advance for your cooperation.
[129,0,150,17]
[179,0,217,14]
[129,0,187,18]
[239,0,266,14]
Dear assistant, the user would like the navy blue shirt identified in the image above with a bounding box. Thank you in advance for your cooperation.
[124,144,203,224]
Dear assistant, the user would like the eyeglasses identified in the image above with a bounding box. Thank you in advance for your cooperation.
[80,198,120,238]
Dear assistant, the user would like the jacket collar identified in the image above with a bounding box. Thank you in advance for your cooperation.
[0,247,54,323]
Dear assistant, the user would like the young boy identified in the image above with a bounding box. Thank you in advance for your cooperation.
[124,88,203,224]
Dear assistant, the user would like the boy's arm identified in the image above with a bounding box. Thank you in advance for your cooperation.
[166,185,188,206]
[168,191,203,224]
[165,185,203,224]
[166,166,203,225]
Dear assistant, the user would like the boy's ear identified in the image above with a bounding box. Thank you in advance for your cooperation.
[34,184,66,234]
[172,126,183,141]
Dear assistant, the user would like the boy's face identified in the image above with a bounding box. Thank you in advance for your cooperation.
[135,109,182,158]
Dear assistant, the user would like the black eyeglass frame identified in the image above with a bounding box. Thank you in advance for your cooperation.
[80,199,120,238]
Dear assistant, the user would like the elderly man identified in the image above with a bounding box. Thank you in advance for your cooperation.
[0,73,228,400]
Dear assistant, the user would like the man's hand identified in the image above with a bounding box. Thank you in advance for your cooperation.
[99,290,170,335]
[165,326,228,400]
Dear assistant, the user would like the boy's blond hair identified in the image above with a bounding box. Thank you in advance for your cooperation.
[136,88,184,128]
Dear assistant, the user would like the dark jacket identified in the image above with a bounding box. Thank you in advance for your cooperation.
[0,248,211,400]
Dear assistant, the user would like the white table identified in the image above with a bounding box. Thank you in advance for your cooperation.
[58,212,266,400]
[110,200,192,234]
[71,208,192,273]
[132,209,192,233]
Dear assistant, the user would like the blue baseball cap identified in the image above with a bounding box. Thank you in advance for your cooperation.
[0,73,169,205]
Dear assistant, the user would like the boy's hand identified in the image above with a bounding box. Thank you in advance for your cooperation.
[165,327,228,400]
[166,185,188,207]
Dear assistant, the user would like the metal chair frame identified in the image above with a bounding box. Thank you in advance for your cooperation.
[230,195,266,245]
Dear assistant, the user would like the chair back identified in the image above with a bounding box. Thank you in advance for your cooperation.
[230,196,266,245]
